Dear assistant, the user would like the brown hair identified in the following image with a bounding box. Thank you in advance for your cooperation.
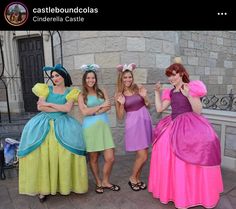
[82,70,105,104]
[116,70,139,94]
[165,63,190,83]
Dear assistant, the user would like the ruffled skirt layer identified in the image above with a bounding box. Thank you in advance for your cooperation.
[148,114,223,208]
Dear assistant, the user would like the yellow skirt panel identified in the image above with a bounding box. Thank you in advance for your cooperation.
[19,120,88,195]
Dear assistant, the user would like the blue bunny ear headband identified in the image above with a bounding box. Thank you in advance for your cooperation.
[43,64,68,74]
[80,64,100,72]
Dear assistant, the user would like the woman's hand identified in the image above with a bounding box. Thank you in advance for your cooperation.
[37,100,49,107]
[36,98,59,112]
[115,92,125,120]
[138,85,147,98]
[100,99,111,108]
[116,93,125,105]
[180,83,190,98]
[155,82,162,93]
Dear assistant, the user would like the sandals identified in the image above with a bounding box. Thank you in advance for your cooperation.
[103,184,120,191]
[128,181,140,191]
[137,181,147,190]
[95,185,104,194]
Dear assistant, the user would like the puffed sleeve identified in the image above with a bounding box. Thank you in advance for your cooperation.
[66,88,81,103]
[32,83,49,98]
[161,88,171,101]
[189,80,207,97]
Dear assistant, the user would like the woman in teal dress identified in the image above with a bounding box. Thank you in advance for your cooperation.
[18,64,88,202]
[78,64,120,194]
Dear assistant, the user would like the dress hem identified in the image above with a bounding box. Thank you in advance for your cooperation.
[19,190,88,196]
[149,191,223,209]
[125,146,150,152]
[87,146,115,152]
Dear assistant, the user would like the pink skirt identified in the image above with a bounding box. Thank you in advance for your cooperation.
[148,124,223,209]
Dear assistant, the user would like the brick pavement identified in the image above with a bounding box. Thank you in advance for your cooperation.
[0,155,236,209]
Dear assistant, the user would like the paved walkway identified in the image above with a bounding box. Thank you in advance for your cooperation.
[0,154,236,209]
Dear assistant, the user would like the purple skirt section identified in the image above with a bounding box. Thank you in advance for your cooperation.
[125,106,153,151]
[153,112,221,166]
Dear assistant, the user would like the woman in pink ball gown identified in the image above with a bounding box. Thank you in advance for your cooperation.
[148,58,223,209]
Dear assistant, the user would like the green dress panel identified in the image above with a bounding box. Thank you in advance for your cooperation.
[82,95,115,152]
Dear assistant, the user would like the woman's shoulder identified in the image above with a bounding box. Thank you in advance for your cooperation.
[67,87,81,94]
[32,83,50,98]
[162,87,173,94]
[189,80,207,97]
[161,88,173,101]
[189,80,205,86]
[65,87,81,102]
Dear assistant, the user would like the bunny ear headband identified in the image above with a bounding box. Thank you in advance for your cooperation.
[80,64,100,72]
[116,63,136,72]
[43,64,68,74]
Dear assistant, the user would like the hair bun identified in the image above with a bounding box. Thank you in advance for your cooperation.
[173,57,183,64]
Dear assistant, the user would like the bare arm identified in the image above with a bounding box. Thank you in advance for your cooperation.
[37,98,74,113]
[37,97,58,112]
[96,89,111,114]
[45,102,74,113]
[155,82,171,113]
[78,94,110,116]
[138,85,151,108]
[187,96,202,114]
[155,91,171,113]
[115,93,125,120]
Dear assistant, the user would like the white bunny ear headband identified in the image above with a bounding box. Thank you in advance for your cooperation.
[116,63,136,72]
[80,64,100,72]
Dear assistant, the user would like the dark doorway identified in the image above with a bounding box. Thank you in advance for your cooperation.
[18,37,45,112]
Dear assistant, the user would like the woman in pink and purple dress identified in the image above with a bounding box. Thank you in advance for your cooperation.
[115,63,153,192]
[148,58,223,209]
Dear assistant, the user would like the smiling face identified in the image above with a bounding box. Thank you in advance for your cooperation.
[167,70,183,87]
[165,63,190,85]
[51,71,64,86]
[85,72,96,88]
[122,71,133,88]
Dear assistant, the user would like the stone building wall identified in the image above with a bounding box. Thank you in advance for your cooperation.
[52,31,236,157]
[178,31,236,95]
[1,30,236,170]
[55,31,179,154]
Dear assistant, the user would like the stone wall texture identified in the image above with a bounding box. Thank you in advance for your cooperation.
[52,31,236,156]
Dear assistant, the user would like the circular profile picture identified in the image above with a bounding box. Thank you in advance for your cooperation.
[4,2,28,26]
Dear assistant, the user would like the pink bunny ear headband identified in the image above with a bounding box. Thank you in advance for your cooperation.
[116,63,136,72]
